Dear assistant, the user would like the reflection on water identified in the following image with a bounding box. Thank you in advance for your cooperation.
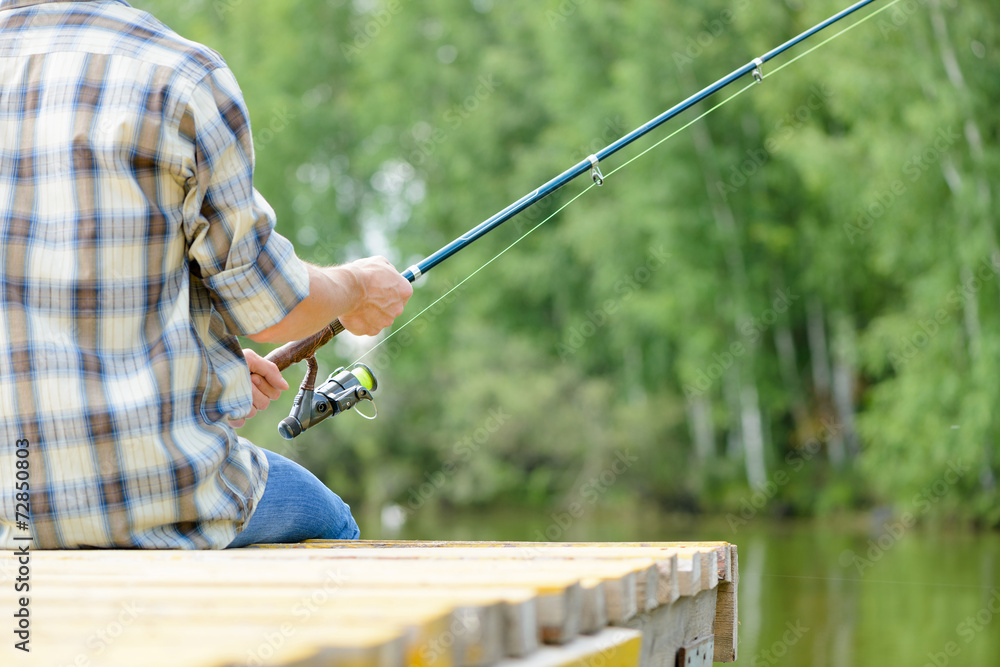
[371,508,1000,665]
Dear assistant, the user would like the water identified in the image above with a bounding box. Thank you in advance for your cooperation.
[371,508,1000,666]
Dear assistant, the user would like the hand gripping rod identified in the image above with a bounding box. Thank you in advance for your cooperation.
[264,0,880,373]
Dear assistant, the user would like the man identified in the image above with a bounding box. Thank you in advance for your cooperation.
[0,0,412,548]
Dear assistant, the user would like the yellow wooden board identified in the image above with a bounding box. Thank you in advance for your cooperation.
[1,540,736,666]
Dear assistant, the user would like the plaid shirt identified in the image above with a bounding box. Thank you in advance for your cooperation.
[0,0,310,548]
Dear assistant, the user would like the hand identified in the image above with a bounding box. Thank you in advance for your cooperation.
[338,256,414,336]
[229,349,289,428]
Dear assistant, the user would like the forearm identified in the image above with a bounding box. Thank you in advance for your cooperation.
[248,263,359,344]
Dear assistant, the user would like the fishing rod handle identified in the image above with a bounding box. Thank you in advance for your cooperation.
[265,268,419,372]
[265,319,345,372]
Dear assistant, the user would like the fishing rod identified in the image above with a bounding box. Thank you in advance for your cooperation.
[267,0,884,439]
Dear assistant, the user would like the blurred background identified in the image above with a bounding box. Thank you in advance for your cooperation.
[138,0,998,663]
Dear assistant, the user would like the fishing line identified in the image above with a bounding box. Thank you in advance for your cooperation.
[763,573,997,590]
[353,0,905,367]
[353,185,596,366]
[606,0,906,177]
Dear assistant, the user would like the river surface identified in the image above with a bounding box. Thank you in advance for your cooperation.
[369,508,1000,666]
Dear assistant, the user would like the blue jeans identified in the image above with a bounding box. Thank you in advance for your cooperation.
[227,449,360,548]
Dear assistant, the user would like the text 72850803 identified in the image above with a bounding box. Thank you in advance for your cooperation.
[13,437,31,652]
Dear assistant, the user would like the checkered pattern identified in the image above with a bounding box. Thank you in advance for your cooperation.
[0,0,310,548]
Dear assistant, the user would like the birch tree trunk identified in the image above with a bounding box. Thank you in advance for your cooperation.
[929,0,995,354]
[807,298,846,465]
[831,313,859,460]
[686,395,716,463]
[687,114,769,489]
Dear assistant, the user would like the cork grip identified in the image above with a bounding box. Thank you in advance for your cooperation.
[264,319,346,371]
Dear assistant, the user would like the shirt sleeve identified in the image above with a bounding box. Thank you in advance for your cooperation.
[179,66,309,337]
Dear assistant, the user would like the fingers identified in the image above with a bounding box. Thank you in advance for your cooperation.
[340,310,399,337]
[339,256,414,336]
[244,349,289,393]
[251,371,283,401]
[235,349,289,427]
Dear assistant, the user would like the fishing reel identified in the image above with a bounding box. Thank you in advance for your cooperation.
[278,359,378,439]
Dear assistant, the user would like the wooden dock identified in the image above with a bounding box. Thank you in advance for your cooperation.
[17,540,738,666]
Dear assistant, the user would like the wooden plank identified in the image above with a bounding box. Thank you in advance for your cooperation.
[640,544,729,585]
[36,563,579,653]
[624,588,717,667]
[259,542,698,608]
[30,616,410,667]
[38,546,679,611]
[31,550,645,587]
[35,596,493,667]
[629,562,659,613]
[284,540,733,551]
[652,552,679,608]
[32,552,646,644]
[716,543,733,582]
[218,546,666,621]
[697,548,718,591]
[21,540,737,667]
[674,550,702,597]
[537,581,582,645]
[493,626,642,667]
[676,634,714,667]
[34,584,538,659]
[285,540,732,583]
[712,545,739,663]
[502,592,541,658]
[579,580,609,634]
[666,546,720,591]
[588,571,635,626]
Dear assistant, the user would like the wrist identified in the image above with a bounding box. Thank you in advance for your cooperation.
[327,262,365,316]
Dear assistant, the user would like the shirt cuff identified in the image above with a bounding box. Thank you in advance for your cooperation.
[204,225,310,336]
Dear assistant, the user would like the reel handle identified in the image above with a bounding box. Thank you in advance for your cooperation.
[264,319,345,371]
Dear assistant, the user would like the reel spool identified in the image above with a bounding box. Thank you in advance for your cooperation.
[278,361,378,439]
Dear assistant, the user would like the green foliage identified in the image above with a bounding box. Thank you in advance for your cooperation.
[134,0,1000,527]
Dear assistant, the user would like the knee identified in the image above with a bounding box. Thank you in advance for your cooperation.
[329,514,359,540]
[343,515,361,540]
[318,498,360,540]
